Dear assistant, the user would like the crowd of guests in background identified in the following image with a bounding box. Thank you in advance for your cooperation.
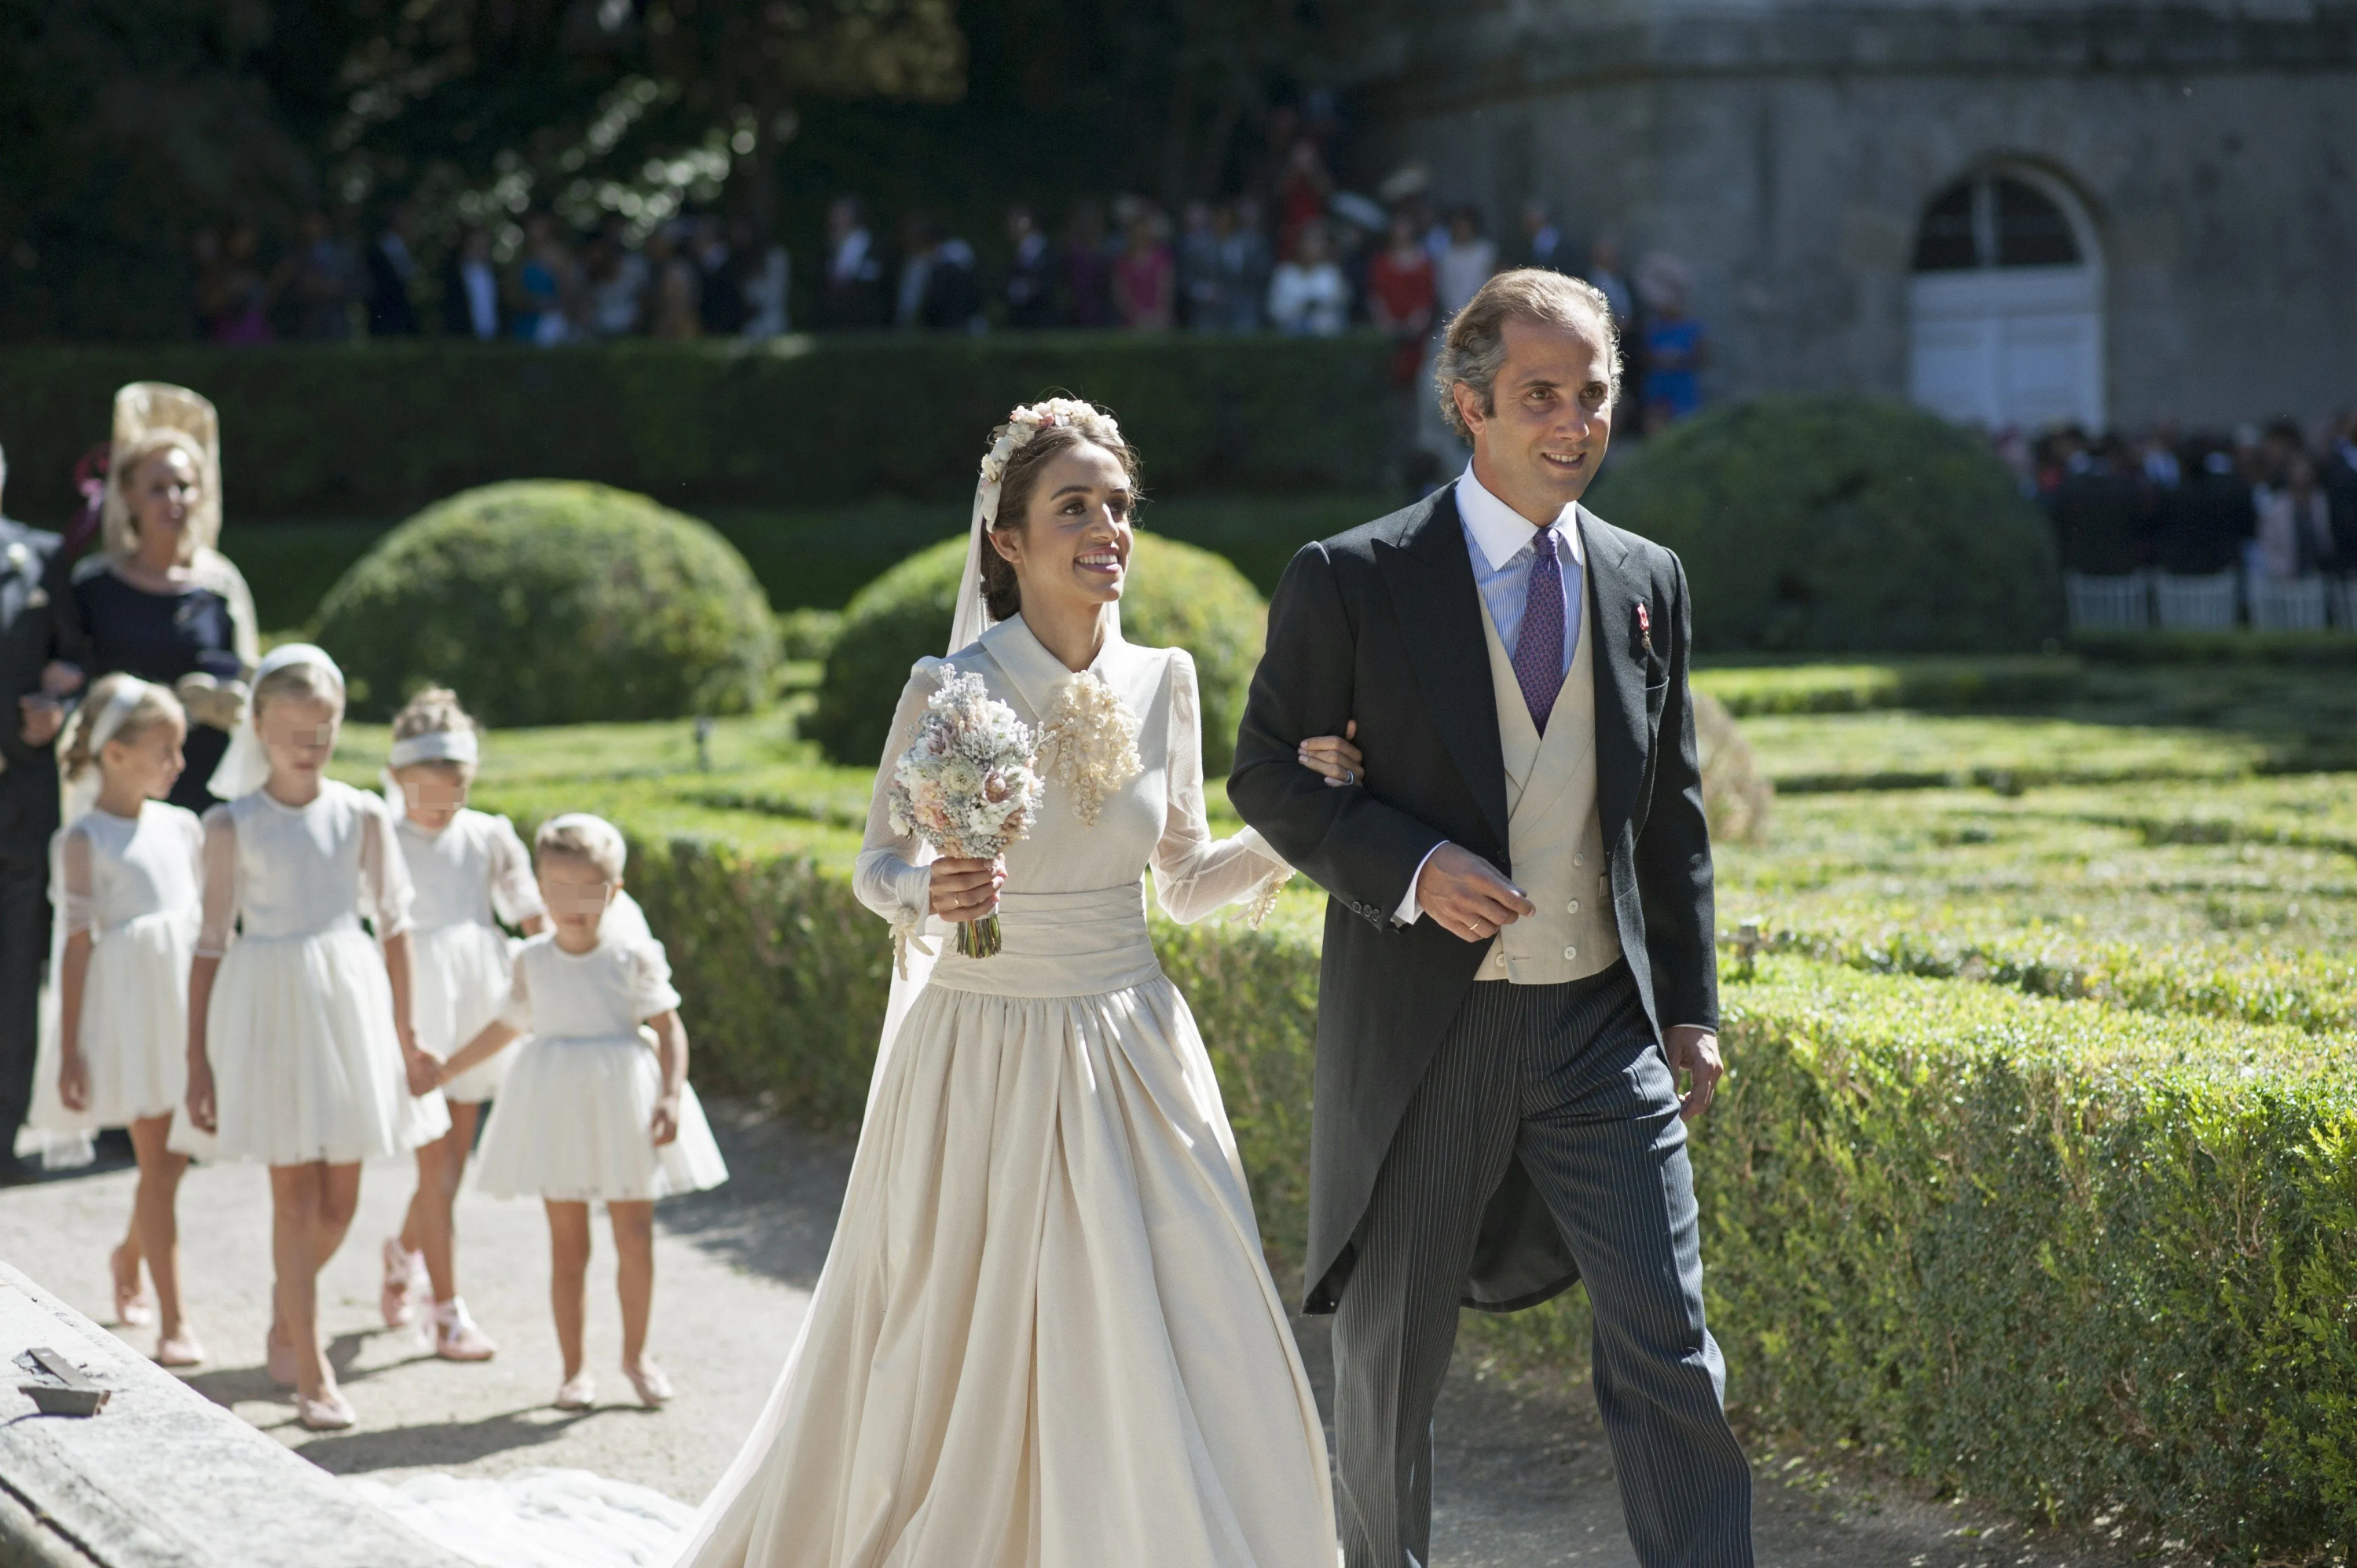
[190,209,791,348]
[2017,413,2357,583]
[185,126,1710,438]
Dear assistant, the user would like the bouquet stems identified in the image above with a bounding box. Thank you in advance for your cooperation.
[955,914,1004,959]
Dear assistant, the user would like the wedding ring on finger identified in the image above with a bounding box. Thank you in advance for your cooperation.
[1342,768,1357,786]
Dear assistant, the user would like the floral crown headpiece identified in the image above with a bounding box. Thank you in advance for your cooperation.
[974,399,1124,527]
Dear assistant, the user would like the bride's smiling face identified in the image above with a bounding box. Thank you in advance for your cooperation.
[992,441,1135,614]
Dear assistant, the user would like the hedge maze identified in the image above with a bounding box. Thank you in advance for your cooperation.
[317,654,2356,1560]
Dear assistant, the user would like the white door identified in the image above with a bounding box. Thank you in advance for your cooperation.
[1906,171,2104,431]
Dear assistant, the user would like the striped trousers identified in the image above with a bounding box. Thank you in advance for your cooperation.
[1332,963,1754,1567]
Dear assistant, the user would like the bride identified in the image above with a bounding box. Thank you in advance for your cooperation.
[672,400,1346,1567]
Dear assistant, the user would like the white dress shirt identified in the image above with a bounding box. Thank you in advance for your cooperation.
[1395,465,1586,925]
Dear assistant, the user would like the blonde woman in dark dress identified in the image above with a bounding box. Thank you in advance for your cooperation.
[67,385,258,813]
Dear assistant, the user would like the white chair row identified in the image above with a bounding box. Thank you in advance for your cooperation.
[2063,570,2355,632]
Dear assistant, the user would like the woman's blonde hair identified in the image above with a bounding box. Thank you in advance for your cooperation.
[251,658,344,718]
[104,429,220,567]
[59,674,185,784]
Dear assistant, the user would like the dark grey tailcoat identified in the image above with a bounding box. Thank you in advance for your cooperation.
[1227,485,1717,1313]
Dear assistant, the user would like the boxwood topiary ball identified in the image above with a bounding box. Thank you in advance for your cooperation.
[1585,395,2064,653]
[316,481,779,724]
[809,530,1266,776]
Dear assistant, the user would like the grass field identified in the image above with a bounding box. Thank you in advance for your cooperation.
[333,650,2357,993]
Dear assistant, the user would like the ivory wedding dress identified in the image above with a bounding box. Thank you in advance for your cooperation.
[673,611,1337,1568]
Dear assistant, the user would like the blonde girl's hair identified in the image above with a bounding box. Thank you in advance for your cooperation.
[59,675,185,784]
[390,687,480,757]
[536,814,626,882]
[250,658,346,719]
[104,428,219,567]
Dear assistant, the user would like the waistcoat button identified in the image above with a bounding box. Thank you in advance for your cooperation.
[1574,852,1585,866]
[1567,899,1580,914]
[1563,945,1578,960]
[1495,951,1508,967]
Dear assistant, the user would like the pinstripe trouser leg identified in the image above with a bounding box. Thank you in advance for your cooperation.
[1332,965,1754,1568]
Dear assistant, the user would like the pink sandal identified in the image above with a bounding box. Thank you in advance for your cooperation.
[295,1389,357,1431]
[112,1245,154,1328]
[379,1238,425,1328]
[623,1358,673,1408]
[431,1298,497,1362]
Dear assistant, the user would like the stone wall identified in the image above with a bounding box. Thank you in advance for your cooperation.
[1354,2,2357,430]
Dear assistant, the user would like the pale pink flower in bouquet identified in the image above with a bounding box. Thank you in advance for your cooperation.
[886,666,1044,958]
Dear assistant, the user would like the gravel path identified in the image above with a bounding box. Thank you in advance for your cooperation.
[0,1107,2126,1566]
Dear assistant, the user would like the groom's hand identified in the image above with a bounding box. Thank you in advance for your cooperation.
[1415,844,1536,944]
[1662,1025,1723,1121]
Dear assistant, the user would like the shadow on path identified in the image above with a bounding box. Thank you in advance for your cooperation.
[654,1105,853,1291]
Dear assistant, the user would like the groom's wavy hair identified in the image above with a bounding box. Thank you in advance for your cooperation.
[981,411,1142,623]
[1435,269,1622,443]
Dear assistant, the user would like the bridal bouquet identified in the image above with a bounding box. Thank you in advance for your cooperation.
[886,665,1043,958]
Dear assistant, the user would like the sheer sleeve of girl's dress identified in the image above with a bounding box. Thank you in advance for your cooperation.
[195,806,239,959]
[852,663,943,937]
[357,793,416,939]
[57,826,94,938]
[1149,651,1291,926]
[487,815,548,925]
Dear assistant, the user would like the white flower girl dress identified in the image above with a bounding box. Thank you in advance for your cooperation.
[398,808,545,1105]
[185,779,449,1164]
[468,925,728,1203]
[27,802,208,1143]
[674,613,1336,1568]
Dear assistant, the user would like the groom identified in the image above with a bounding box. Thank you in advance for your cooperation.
[1231,269,1752,1566]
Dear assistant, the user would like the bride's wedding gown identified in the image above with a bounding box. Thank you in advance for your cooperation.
[674,614,1337,1567]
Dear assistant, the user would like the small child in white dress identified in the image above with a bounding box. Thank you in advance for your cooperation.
[432,813,727,1412]
[31,675,207,1366]
[375,687,549,1362]
[181,644,448,1431]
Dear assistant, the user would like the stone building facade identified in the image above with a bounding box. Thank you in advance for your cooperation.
[1354,1,2357,434]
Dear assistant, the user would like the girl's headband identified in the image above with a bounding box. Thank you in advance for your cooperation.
[207,643,347,800]
[85,679,155,757]
[388,730,479,770]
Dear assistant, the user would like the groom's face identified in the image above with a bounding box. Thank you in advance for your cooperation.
[1461,313,1615,523]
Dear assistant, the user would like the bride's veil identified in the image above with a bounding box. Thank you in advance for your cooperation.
[668,439,1010,1566]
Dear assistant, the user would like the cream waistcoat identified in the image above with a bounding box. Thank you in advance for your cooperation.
[1475,589,1621,984]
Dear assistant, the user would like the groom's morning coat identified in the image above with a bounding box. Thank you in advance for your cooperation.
[1229,487,1717,1314]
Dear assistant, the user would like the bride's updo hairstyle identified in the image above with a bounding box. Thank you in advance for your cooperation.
[978,401,1140,622]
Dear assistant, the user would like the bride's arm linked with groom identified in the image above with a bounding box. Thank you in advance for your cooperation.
[1230,265,1757,1567]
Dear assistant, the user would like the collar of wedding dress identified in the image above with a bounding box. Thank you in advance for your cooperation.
[970,610,1138,727]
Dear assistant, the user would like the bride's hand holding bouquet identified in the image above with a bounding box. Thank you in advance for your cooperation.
[889,666,1043,958]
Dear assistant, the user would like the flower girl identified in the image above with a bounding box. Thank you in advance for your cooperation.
[431,813,726,1411]
[376,687,548,1361]
[35,675,207,1366]
[181,644,448,1431]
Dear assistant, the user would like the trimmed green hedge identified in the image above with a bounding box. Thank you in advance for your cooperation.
[807,531,1266,775]
[317,482,779,724]
[1589,396,2065,654]
[555,811,2354,1562]
[0,335,1391,522]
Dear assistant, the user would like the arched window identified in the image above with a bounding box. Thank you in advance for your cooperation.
[1908,167,2104,431]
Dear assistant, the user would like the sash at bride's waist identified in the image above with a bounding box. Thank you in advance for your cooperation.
[926,885,1162,999]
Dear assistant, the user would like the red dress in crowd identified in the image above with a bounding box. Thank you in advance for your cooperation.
[1366,247,1438,386]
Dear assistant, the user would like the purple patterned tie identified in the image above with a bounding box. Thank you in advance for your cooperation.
[1512,527,1565,734]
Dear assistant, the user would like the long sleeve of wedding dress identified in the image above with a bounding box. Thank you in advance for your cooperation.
[851,663,940,932]
[1149,652,1290,925]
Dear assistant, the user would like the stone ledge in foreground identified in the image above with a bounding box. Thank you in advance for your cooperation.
[0,1261,467,1568]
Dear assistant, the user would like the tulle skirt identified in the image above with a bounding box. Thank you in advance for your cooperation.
[185,922,449,1165]
[470,1034,728,1203]
[29,913,204,1136]
[413,922,519,1105]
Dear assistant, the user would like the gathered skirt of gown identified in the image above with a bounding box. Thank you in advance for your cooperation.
[676,885,1335,1568]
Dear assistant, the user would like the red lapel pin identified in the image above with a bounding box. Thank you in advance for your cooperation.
[1635,601,1654,658]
